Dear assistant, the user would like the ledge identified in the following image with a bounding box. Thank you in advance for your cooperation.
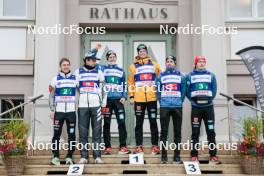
[0,60,34,76]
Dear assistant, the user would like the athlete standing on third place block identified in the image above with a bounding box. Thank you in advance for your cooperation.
[186,56,221,164]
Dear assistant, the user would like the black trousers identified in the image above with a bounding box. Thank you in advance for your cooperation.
[52,111,76,158]
[191,106,217,157]
[160,108,182,158]
[103,99,127,148]
[78,107,102,159]
[134,101,159,146]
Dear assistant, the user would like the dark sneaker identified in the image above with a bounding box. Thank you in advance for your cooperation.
[173,156,183,164]
[160,156,168,164]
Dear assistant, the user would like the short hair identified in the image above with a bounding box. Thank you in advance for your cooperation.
[59,58,70,66]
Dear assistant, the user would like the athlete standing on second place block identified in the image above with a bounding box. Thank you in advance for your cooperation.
[75,46,107,164]
[102,50,130,155]
[49,58,77,165]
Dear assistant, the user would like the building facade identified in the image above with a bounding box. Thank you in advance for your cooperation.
[0,0,264,145]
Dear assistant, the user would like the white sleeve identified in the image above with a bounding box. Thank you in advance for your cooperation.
[74,69,80,87]
[99,70,107,107]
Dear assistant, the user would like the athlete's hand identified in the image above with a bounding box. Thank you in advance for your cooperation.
[129,98,134,105]
[50,111,55,120]
[96,43,102,49]
[120,98,126,105]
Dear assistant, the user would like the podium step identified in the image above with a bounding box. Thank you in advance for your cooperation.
[29,146,237,156]
[25,154,240,165]
[23,164,243,175]
[0,146,245,175]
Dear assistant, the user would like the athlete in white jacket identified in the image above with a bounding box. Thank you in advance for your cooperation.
[75,47,107,164]
[49,58,77,165]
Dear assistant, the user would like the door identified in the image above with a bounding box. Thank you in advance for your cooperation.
[81,30,176,145]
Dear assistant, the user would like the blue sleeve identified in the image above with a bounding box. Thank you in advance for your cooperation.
[156,75,161,101]
[186,73,192,101]
[122,71,128,99]
[181,74,186,102]
[211,73,217,99]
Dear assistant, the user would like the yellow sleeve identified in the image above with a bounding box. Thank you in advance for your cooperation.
[127,64,136,98]
[153,61,161,76]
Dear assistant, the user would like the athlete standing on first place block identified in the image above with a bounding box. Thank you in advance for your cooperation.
[102,50,130,155]
[128,43,161,155]
[49,58,77,165]
[186,56,221,164]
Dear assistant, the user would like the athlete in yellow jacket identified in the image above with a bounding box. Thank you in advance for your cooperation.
[128,43,161,154]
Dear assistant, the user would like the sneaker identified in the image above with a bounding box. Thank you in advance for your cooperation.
[51,157,60,166]
[118,146,131,155]
[160,156,168,164]
[191,156,199,162]
[78,158,88,164]
[134,146,144,154]
[173,156,183,164]
[151,145,160,155]
[104,147,112,155]
[65,157,73,165]
[209,156,221,165]
[94,157,104,164]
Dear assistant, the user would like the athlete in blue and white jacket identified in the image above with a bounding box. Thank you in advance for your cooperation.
[156,55,186,164]
[101,50,130,155]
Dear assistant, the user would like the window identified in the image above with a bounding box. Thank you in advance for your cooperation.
[0,28,27,60]
[227,0,264,20]
[232,96,257,119]
[257,0,264,17]
[0,96,24,119]
[230,29,264,59]
[0,0,27,18]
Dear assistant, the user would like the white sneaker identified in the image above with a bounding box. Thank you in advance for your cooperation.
[78,158,88,164]
[51,157,60,166]
[94,157,104,164]
[65,157,73,165]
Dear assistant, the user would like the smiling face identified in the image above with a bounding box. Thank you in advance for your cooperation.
[107,54,117,64]
[196,59,206,70]
[138,49,148,58]
[60,60,70,74]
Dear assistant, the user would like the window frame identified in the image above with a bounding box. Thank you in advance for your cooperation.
[226,0,264,21]
[232,95,258,119]
[0,95,24,119]
[0,0,28,19]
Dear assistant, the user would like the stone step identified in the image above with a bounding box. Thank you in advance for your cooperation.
[28,146,237,156]
[25,154,240,165]
[23,164,243,175]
